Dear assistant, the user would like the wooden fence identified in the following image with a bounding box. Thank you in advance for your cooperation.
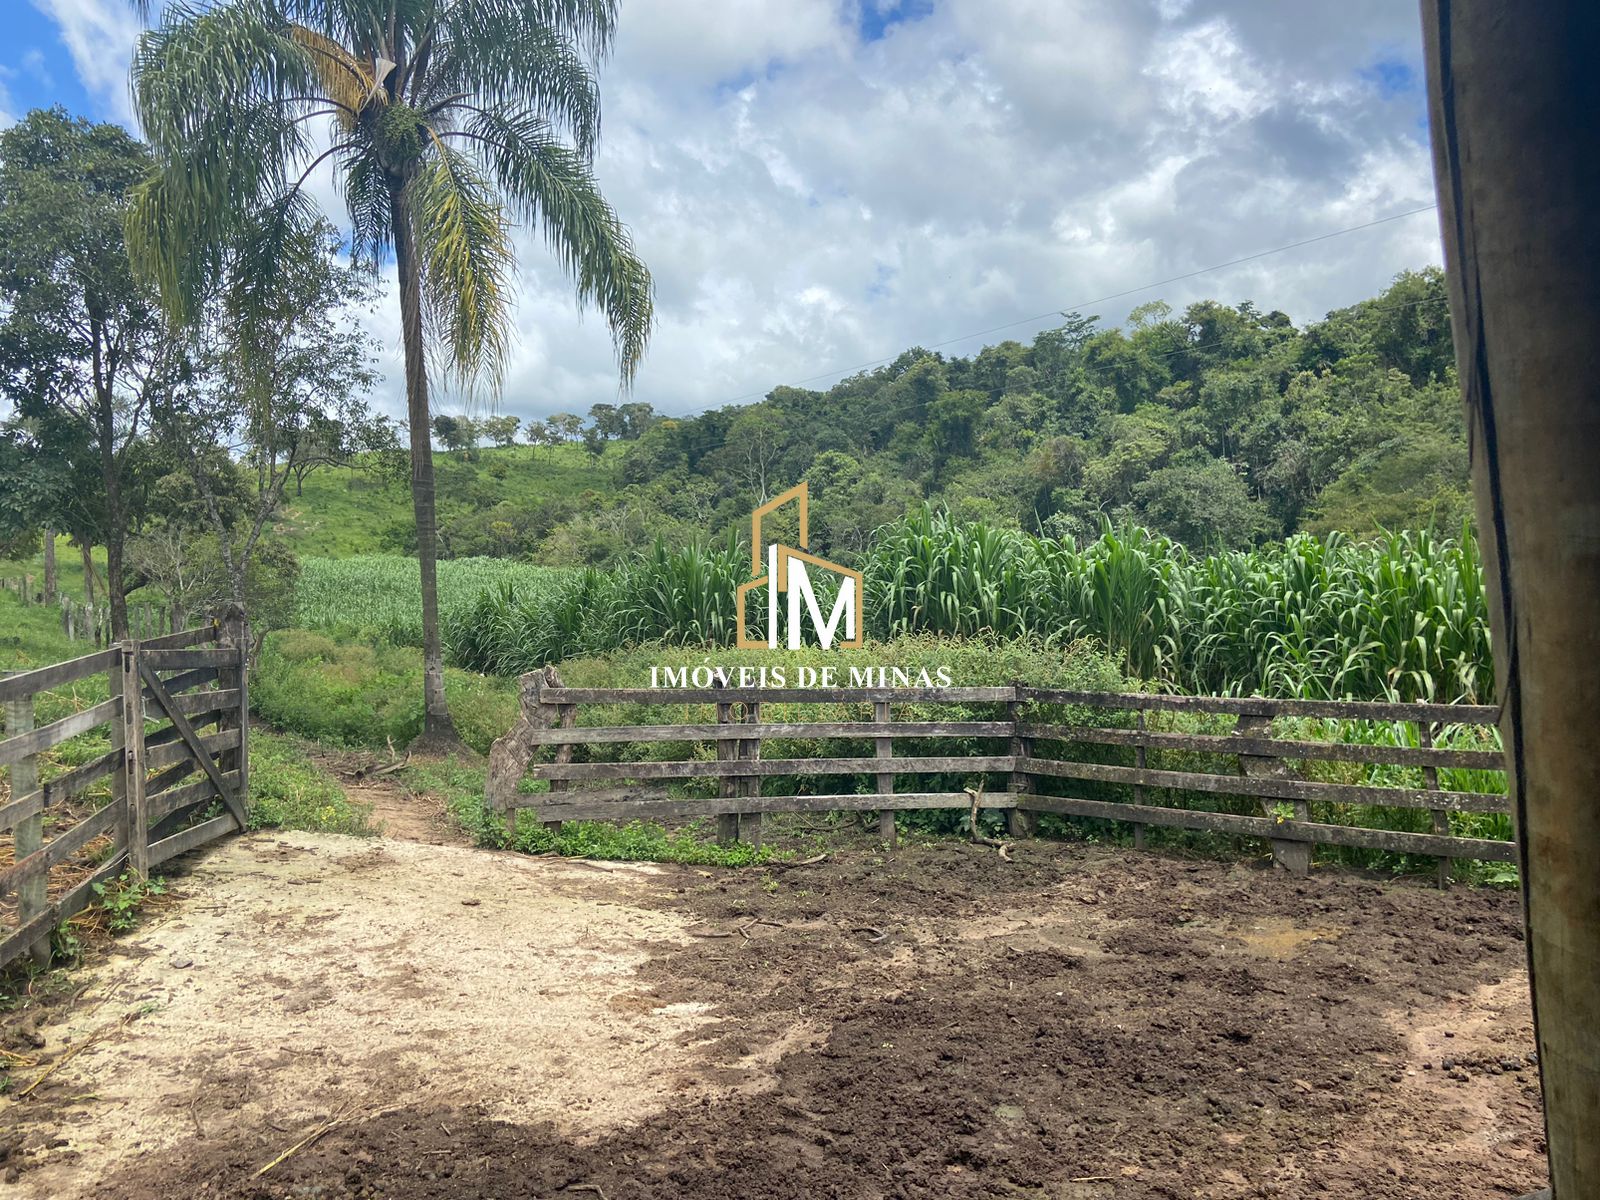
[487,670,1510,881]
[1,574,179,647]
[0,608,249,971]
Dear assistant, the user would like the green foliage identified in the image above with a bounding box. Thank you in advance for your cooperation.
[406,757,772,866]
[443,511,1490,704]
[247,730,374,836]
[293,555,570,646]
[251,631,517,753]
[93,871,166,934]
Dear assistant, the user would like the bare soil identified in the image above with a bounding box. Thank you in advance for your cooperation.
[1,803,1547,1199]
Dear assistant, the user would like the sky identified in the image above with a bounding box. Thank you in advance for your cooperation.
[3,0,1443,427]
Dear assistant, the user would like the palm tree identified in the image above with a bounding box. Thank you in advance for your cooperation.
[126,0,653,748]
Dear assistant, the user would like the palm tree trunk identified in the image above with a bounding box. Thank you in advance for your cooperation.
[388,172,460,749]
[1423,4,1600,1194]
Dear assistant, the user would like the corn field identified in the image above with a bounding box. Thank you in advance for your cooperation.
[294,555,570,646]
[439,512,1493,705]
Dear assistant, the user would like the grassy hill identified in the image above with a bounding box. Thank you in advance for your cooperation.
[276,441,623,558]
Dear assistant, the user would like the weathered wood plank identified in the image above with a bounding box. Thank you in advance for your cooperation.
[1018,722,1503,770]
[875,698,896,846]
[4,694,48,966]
[0,698,120,767]
[138,662,248,830]
[1020,688,1500,725]
[119,645,149,878]
[140,668,217,701]
[143,728,240,776]
[0,650,118,704]
[137,625,218,652]
[515,720,1014,746]
[140,648,236,671]
[1021,757,1508,813]
[521,790,1006,822]
[148,772,241,824]
[1017,792,1516,862]
[0,801,124,902]
[541,686,1017,705]
[147,813,239,867]
[0,853,126,970]
[531,754,1016,783]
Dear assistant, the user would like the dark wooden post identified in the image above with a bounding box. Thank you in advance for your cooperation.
[118,640,149,879]
[1422,7,1600,1187]
[1132,707,1148,850]
[716,701,739,845]
[874,698,896,848]
[1006,690,1035,838]
[740,702,762,850]
[548,703,576,835]
[1236,710,1308,876]
[1419,721,1449,889]
[42,529,56,605]
[215,605,249,825]
[4,689,50,967]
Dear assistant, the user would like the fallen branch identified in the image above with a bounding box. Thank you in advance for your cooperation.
[964,788,1014,860]
[254,1104,352,1178]
[18,1011,137,1100]
[252,1100,408,1178]
[766,852,828,871]
[852,925,888,943]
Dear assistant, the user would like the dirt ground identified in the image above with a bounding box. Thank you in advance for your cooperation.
[1,801,1547,1199]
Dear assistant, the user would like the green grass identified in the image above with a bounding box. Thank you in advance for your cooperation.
[247,730,375,836]
[280,441,620,557]
[252,629,519,752]
[405,755,773,866]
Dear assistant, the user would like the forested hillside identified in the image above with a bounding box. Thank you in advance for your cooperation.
[392,267,1466,566]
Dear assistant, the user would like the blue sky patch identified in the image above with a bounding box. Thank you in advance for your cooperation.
[858,0,934,44]
[2,8,94,120]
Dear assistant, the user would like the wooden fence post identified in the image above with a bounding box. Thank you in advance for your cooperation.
[119,640,149,879]
[216,605,250,826]
[1236,710,1310,876]
[716,701,739,845]
[4,689,50,967]
[1132,708,1148,851]
[545,702,577,835]
[740,702,762,850]
[1420,721,1449,889]
[1006,688,1035,839]
[874,699,896,848]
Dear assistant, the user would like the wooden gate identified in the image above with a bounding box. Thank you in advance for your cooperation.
[0,607,249,970]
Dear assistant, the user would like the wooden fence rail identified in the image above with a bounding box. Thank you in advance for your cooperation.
[0,607,249,971]
[487,670,1511,873]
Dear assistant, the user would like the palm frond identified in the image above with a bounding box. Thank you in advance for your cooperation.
[408,141,515,389]
[424,6,603,155]
[460,107,653,383]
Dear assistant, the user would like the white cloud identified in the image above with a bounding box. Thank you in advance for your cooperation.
[34,0,142,122]
[41,0,1443,430]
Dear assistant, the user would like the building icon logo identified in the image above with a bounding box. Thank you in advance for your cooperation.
[735,483,864,650]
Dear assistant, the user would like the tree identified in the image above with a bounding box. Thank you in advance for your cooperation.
[548,412,584,442]
[0,108,176,639]
[432,413,477,458]
[480,413,520,447]
[129,0,654,748]
[157,219,380,610]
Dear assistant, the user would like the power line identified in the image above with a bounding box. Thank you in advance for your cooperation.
[685,204,1440,411]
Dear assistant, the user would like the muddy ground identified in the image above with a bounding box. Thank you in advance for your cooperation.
[2,814,1546,1200]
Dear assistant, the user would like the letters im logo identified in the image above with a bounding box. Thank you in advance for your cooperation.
[735,483,864,650]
